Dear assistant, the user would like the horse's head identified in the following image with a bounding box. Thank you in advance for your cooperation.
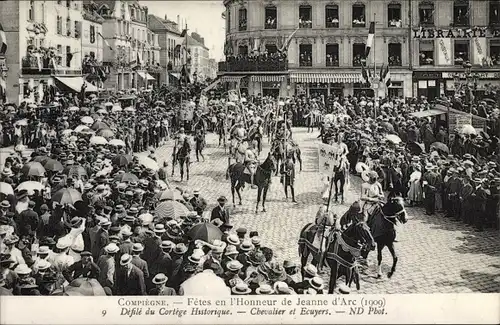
[382,196,408,224]
[343,216,375,252]
[261,152,276,173]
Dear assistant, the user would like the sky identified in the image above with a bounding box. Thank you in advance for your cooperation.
[143,0,226,61]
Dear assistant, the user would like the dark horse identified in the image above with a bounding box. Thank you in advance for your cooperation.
[271,140,302,176]
[226,153,276,213]
[366,196,408,279]
[172,137,191,181]
[298,202,375,294]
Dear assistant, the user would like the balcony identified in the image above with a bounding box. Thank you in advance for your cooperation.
[219,55,288,72]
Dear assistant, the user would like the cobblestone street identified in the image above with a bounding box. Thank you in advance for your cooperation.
[141,128,500,294]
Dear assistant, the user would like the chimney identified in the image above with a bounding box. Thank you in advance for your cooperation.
[164,14,167,21]
[177,15,180,27]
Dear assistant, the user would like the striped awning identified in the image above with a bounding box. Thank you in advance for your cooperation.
[250,75,285,82]
[220,76,245,83]
[290,72,363,83]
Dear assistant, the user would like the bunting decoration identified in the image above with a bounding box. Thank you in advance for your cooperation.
[278,26,300,53]
[97,32,114,51]
[365,21,375,58]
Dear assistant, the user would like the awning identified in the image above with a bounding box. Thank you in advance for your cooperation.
[290,72,363,83]
[54,76,99,93]
[137,71,147,79]
[250,75,285,82]
[410,109,446,118]
[169,72,180,79]
[435,104,488,121]
[145,73,155,81]
[220,76,245,83]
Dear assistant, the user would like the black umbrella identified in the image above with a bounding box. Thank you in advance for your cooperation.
[407,141,425,155]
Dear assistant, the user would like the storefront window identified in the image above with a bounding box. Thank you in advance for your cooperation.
[352,4,366,27]
[299,5,312,28]
[388,82,403,98]
[388,43,402,66]
[453,0,469,26]
[419,41,434,66]
[326,44,339,67]
[325,5,339,28]
[353,83,374,97]
[352,43,365,66]
[489,40,500,65]
[388,3,402,27]
[265,6,277,29]
[419,1,434,26]
[299,44,312,67]
[238,45,248,56]
[454,40,469,65]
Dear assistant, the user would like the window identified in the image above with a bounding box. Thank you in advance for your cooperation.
[66,46,72,67]
[299,5,312,28]
[453,0,469,26]
[388,43,402,66]
[265,44,278,54]
[490,0,500,26]
[419,40,434,65]
[66,0,70,8]
[352,43,366,66]
[29,0,34,21]
[325,5,339,28]
[56,16,62,35]
[454,40,469,65]
[388,3,402,27]
[299,44,312,66]
[489,40,500,65]
[130,8,135,20]
[66,18,72,37]
[265,6,277,29]
[326,44,339,67]
[238,45,248,56]
[239,8,247,31]
[227,9,231,32]
[419,1,434,26]
[74,21,80,38]
[90,25,96,44]
[352,3,366,27]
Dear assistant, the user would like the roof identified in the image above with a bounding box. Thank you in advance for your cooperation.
[148,15,181,36]
[187,35,208,50]
[434,104,488,121]
[410,109,446,118]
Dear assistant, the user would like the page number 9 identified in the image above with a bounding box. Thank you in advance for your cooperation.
[102,310,107,317]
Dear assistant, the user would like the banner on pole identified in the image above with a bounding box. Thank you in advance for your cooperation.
[318,143,341,176]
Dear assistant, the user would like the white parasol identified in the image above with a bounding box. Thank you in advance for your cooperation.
[89,136,108,145]
[460,124,476,135]
[179,270,231,296]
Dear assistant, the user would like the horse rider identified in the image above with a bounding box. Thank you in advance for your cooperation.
[360,171,385,220]
[244,140,258,189]
[280,152,296,202]
[248,120,264,154]
[229,122,246,163]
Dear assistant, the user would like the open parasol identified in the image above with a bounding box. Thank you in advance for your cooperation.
[180,270,231,296]
[91,121,109,131]
[64,278,106,296]
[51,188,83,206]
[187,222,223,242]
[43,159,64,172]
[155,200,189,220]
[112,154,133,167]
[355,162,369,174]
[109,139,126,147]
[64,165,88,179]
[385,134,401,144]
[460,124,476,135]
[407,141,425,155]
[80,116,94,124]
[158,189,183,201]
[114,172,139,183]
[89,136,108,145]
[97,128,114,139]
[137,156,159,171]
[16,181,44,195]
[0,182,14,196]
[21,162,46,177]
[430,142,449,153]
[74,125,91,133]
[68,106,79,112]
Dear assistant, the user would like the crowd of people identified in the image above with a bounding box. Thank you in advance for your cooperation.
[0,80,499,296]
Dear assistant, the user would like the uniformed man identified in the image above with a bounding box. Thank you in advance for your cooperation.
[280,153,296,203]
[244,141,258,189]
[172,128,187,177]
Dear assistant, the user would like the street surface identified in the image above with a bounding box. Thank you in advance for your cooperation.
[132,128,499,293]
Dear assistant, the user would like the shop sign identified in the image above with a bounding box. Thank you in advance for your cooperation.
[413,27,500,39]
[442,72,500,79]
[413,71,442,79]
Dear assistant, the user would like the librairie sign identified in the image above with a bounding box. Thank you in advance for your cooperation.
[413,27,500,39]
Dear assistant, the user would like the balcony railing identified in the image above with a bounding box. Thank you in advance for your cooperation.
[22,67,82,75]
[219,57,288,72]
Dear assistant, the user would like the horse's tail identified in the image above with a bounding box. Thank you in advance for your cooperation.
[226,164,232,180]
[298,223,313,258]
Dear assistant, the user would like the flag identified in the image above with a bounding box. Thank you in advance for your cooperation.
[379,63,385,82]
[278,26,300,53]
[361,64,371,86]
[365,21,375,58]
[137,51,143,66]
[0,23,7,56]
[97,32,113,51]
[473,37,484,66]
[180,28,187,38]
[381,65,391,87]
[0,77,6,92]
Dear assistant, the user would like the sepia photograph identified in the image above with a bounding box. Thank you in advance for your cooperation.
[0,0,499,323]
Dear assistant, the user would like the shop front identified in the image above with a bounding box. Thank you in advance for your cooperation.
[289,72,363,97]
[249,75,286,98]
[442,71,500,98]
[412,71,442,101]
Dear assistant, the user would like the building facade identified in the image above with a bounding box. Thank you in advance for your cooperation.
[148,14,184,85]
[82,3,106,87]
[208,58,218,80]
[410,0,500,101]
[188,33,211,82]
[220,0,413,98]
[0,0,94,104]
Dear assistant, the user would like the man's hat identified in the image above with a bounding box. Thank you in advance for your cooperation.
[226,260,243,272]
[308,276,325,291]
[69,217,83,228]
[120,254,133,266]
[104,243,119,254]
[273,281,293,294]
[224,245,238,256]
[123,215,135,222]
[80,251,92,257]
[16,190,28,200]
[153,224,166,233]
[303,263,318,277]
[239,240,254,252]
[4,235,19,245]
[99,219,111,227]
[0,201,10,209]
[115,205,125,213]
[231,282,251,295]
[226,234,240,246]
[173,243,188,255]
[236,228,247,236]
[283,260,297,269]
[160,240,175,250]
[255,284,274,295]
[217,196,227,202]
[132,243,144,252]
[14,264,32,275]
[128,207,139,215]
[37,259,51,271]
[152,273,168,285]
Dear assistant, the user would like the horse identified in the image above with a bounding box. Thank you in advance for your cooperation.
[298,202,375,294]
[226,152,276,213]
[271,139,302,176]
[227,138,248,168]
[366,196,408,279]
[172,137,191,181]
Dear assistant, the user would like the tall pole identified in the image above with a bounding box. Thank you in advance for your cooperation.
[373,13,376,82]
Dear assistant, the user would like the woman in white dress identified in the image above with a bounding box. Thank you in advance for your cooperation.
[360,171,385,218]
[407,164,423,205]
